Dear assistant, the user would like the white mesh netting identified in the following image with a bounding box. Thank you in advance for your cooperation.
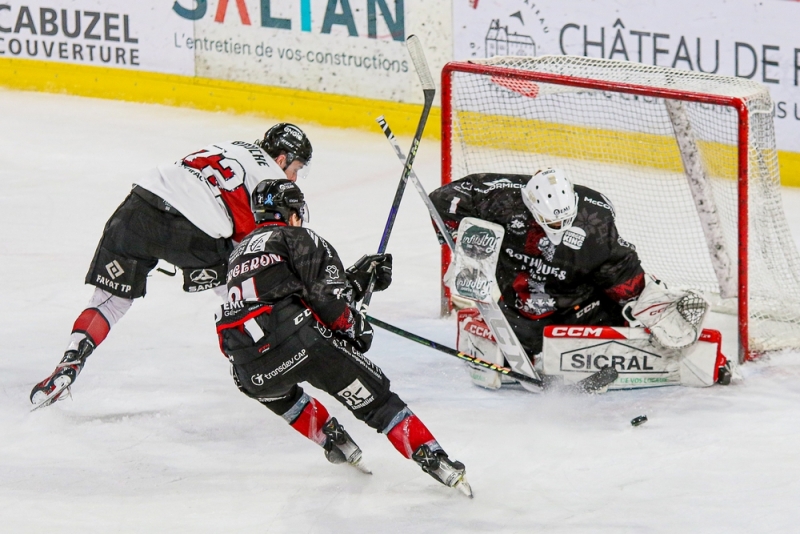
[444,55,800,355]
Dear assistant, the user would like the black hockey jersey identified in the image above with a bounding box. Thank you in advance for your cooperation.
[430,173,645,319]
[225,222,355,333]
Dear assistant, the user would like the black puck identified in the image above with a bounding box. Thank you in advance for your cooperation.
[631,415,648,426]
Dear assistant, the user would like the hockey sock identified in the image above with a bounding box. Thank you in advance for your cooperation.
[286,393,331,447]
[69,309,110,349]
[66,288,133,351]
[384,408,441,459]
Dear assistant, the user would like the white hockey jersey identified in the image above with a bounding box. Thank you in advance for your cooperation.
[135,141,286,242]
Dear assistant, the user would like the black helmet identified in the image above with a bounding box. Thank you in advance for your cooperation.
[259,123,312,165]
[251,179,307,224]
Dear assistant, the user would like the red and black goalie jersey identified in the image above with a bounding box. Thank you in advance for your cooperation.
[429,173,645,320]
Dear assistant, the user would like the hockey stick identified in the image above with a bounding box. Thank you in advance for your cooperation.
[360,34,436,311]
[367,315,618,393]
[376,115,542,384]
[376,116,455,251]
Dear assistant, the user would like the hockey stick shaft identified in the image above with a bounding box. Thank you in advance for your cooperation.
[367,315,619,392]
[361,34,435,311]
[376,116,456,251]
[366,314,544,386]
[376,116,542,382]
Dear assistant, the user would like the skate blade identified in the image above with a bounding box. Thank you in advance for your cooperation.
[454,475,473,498]
[349,459,372,475]
[30,383,71,412]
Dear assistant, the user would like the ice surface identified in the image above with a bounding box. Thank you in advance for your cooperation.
[1,88,799,533]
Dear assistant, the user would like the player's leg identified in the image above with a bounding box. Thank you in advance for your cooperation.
[229,351,368,470]
[221,305,470,492]
[30,288,133,405]
[31,193,159,406]
[457,307,509,389]
[294,323,470,492]
[499,300,547,358]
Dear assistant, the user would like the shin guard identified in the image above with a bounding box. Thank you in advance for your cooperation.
[384,409,439,459]
[71,308,111,347]
[286,394,331,446]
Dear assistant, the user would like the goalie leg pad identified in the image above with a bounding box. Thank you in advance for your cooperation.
[457,308,508,389]
[542,325,728,389]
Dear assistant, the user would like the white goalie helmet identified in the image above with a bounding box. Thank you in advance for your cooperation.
[522,168,578,241]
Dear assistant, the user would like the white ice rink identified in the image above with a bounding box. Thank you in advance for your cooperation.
[1,88,799,533]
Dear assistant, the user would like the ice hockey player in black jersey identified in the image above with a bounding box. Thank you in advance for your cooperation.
[215,179,472,496]
[30,124,313,409]
[430,167,645,363]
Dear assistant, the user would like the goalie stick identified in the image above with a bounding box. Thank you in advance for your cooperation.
[367,315,618,393]
[360,34,435,311]
[375,116,620,391]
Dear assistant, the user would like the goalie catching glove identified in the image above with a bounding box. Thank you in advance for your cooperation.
[346,253,393,302]
[623,275,710,349]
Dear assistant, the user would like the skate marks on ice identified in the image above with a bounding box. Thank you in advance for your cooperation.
[1,91,800,532]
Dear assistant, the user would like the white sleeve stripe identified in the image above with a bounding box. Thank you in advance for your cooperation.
[244,318,265,341]
[242,277,258,300]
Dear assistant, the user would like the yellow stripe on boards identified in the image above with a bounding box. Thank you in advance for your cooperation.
[0,57,439,140]
[3,56,800,187]
[778,150,800,188]
[454,110,800,187]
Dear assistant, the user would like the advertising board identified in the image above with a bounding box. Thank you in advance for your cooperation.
[169,0,451,103]
[0,0,194,75]
[453,0,800,152]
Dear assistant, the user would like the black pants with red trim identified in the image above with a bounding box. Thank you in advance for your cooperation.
[223,301,405,432]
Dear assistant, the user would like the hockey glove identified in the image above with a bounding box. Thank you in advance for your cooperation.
[351,310,374,353]
[346,253,393,301]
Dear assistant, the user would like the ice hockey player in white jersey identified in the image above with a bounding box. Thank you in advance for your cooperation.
[30,123,313,409]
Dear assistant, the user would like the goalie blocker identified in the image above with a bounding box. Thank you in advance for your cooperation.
[457,309,731,390]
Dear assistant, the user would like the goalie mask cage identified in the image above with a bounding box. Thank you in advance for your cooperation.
[441,55,800,362]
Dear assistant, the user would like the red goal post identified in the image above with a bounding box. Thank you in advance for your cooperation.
[441,55,800,363]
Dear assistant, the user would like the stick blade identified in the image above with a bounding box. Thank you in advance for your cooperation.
[406,35,435,91]
[574,366,619,393]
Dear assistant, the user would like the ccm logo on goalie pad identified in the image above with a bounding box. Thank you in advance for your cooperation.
[464,320,495,341]
[546,326,627,338]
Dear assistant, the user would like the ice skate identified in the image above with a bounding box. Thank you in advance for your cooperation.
[322,417,372,474]
[30,339,94,411]
[412,444,473,498]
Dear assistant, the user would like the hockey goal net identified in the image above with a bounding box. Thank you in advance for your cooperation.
[441,55,800,362]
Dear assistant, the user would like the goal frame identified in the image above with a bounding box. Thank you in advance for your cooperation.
[440,60,751,363]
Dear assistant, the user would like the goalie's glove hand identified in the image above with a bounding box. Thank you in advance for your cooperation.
[346,253,393,301]
[350,309,374,353]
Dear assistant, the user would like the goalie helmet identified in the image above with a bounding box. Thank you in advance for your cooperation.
[259,123,313,165]
[522,168,578,240]
[251,179,308,224]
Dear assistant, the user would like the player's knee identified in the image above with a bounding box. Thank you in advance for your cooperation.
[258,384,305,417]
[230,364,301,414]
[355,392,407,432]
